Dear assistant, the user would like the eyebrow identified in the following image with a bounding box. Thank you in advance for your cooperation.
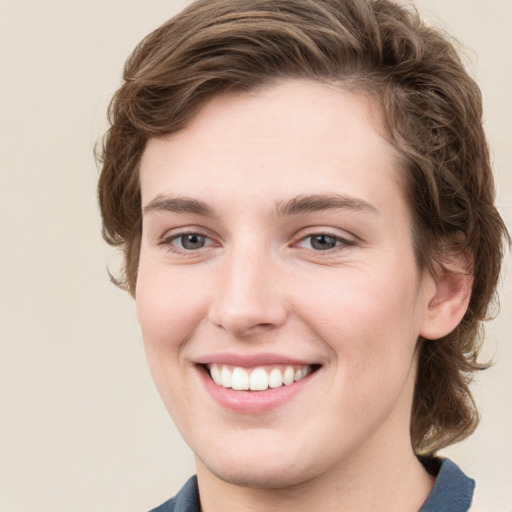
[275,194,379,217]
[143,196,216,216]
[142,193,379,218]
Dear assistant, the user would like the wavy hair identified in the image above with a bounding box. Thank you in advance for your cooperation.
[97,0,509,454]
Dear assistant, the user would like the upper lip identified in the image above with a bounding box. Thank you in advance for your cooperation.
[194,352,318,367]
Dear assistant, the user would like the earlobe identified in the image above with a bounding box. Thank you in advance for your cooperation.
[419,250,473,341]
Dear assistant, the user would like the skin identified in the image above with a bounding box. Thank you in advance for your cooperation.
[136,80,470,511]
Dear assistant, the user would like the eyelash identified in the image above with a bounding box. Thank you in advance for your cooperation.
[159,229,355,254]
[293,231,356,253]
[159,231,213,252]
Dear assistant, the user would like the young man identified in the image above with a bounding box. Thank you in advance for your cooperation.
[98,1,509,510]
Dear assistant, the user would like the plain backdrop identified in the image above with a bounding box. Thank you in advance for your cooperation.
[0,1,510,511]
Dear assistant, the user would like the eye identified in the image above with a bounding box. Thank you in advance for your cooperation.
[168,233,213,251]
[297,233,353,251]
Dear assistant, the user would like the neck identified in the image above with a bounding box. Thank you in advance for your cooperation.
[195,436,434,512]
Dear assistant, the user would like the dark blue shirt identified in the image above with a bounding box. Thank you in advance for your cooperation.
[149,458,475,512]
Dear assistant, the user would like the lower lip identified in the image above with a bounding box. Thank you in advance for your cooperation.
[198,366,317,414]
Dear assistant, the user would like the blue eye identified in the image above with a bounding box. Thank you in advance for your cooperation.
[309,234,339,250]
[298,233,351,251]
[172,233,209,250]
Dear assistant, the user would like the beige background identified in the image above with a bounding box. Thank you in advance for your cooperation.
[0,1,510,511]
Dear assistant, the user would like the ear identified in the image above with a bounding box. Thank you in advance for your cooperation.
[419,250,473,341]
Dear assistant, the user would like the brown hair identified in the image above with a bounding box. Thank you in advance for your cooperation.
[97,0,509,454]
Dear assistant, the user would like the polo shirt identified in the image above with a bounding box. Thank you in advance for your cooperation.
[149,457,474,512]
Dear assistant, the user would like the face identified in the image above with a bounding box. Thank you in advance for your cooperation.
[137,81,436,488]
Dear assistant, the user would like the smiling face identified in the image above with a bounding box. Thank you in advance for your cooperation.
[136,80,437,489]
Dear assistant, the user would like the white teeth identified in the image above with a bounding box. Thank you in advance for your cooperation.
[268,368,283,388]
[210,364,222,385]
[220,366,232,388]
[208,363,313,391]
[249,368,268,391]
[231,367,249,390]
[283,366,295,386]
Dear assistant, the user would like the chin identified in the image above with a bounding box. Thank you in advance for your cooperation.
[192,430,329,490]
[199,455,314,490]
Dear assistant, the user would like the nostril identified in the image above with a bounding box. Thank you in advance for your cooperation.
[246,322,278,333]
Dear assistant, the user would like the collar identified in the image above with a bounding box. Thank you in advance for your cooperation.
[419,457,475,511]
[150,457,474,512]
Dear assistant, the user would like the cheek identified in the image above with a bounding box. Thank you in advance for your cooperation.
[135,265,209,421]
[296,271,422,437]
[295,265,423,372]
[135,264,211,378]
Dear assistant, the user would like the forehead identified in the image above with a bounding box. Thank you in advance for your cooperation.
[140,80,405,216]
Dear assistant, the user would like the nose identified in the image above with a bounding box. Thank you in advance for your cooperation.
[207,248,288,337]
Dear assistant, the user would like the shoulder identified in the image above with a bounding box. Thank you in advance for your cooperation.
[148,476,200,512]
[419,458,475,512]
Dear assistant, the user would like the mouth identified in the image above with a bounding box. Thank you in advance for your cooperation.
[196,356,322,413]
[203,363,321,391]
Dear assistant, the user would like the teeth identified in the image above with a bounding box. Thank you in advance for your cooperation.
[249,368,268,391]
[220,366,232,388]
[207,363,313,391]
[283,366,295,385]
[268,368,283,388]
[294,366,311,381]
[231,367,249,390]
[210,364,222,385]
